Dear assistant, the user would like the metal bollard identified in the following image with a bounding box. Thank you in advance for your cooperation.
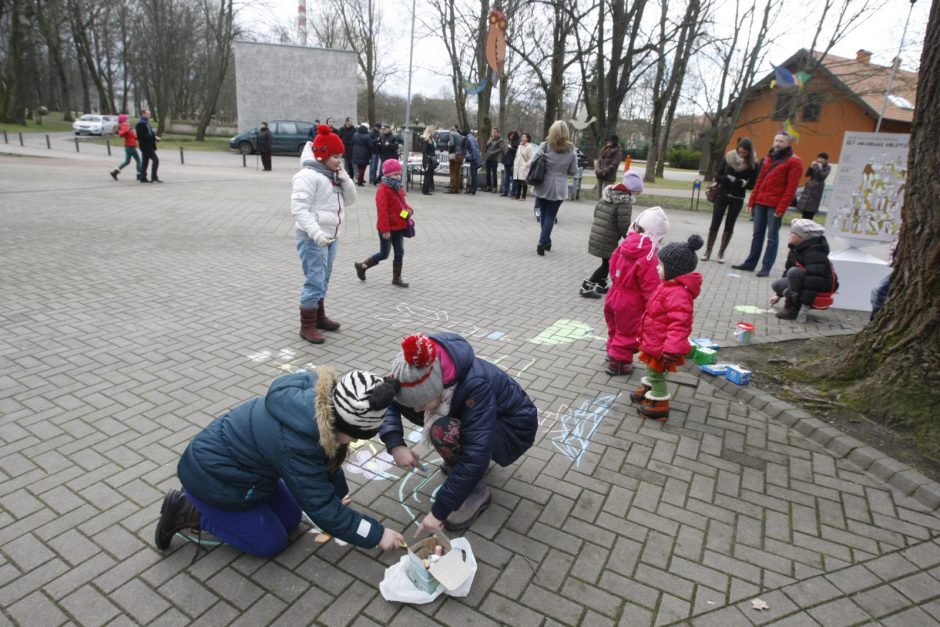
[3,130,7,143]
[242,153,246,167]
[180,146,184,165]
[19,132,24,146]
[106,140,111,156]
[46,134,51,149]
[75,137,80,152]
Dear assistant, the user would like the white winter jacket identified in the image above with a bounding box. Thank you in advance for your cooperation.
[291,162,357,242]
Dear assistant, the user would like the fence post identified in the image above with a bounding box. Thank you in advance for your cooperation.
[242,153,246,167]
[46,134,51,149]
[3,130,8,144]
[18,132,24,146]
[691,179,702,211]
[180,146,185,165]
[74,137,80,152]
[106,140,111,156]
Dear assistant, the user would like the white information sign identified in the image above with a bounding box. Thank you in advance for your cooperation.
[826,132,909,245]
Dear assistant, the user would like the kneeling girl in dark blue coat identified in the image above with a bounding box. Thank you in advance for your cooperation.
[382,333,538,533]
[155,368,405,557]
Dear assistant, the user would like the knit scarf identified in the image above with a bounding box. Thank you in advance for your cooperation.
[769,145,793,163]
[382,176,402,191]
[305,160,342,195]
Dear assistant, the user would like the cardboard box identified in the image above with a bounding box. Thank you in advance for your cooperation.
[692,338,720,350]
[405,531,473,594]
[725,365,751,385]
[693,347,718,365]
[700,363,731,376]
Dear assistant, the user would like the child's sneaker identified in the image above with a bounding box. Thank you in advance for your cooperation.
[593,280,609,295]
[580,280,601,298]
[605,357,633,376]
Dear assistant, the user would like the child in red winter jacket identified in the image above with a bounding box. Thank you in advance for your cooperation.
[631,234,704,422]
[603,207,670,375]
[354,159,413,287]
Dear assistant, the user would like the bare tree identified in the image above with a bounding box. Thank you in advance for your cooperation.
[2,0,35,123]
[827,0,940,458]
[194,0,236,140]
[35,0,75,119]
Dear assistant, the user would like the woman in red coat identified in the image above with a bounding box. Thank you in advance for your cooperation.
[353,159,413,287]
[631,235,704,422]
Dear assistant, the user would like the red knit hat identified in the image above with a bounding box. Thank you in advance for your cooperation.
[312,124,345,160]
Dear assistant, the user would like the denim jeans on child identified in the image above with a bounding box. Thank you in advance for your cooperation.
[370,230,405,264]
[296,237,338,309]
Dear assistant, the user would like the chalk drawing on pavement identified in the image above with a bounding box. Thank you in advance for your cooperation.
[543,393,621,466]
[529,319,605,345]
[734,305,771,314]
[374,303,482,336]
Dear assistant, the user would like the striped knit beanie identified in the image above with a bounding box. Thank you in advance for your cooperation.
[332,371,399,439]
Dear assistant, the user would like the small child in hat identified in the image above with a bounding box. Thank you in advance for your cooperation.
[109,114,140,180]
[381,333,538,533]
[155,369,405,557]
[631,234,704,422]
[354,159,413,287]
[603,206,670,376]
[292,124,356,344]
[770,218,837,322]
[580,171,644,298]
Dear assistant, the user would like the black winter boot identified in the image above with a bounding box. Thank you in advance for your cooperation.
[392,263,409,288]
[355,258,377,281]
[776,293,799,320]
[580,279,600,298]
[155,489,201,550]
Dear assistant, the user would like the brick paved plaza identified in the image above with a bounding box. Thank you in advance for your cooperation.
[1,147,938,626]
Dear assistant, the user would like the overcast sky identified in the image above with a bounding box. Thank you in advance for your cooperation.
[242,0,929,100]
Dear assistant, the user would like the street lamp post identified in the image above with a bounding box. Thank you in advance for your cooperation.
[402,0,417,163]
[875,0,917,133]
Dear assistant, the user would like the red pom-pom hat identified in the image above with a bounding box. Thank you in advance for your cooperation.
[312,124,345,160]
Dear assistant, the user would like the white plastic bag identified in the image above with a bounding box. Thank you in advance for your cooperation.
[379,536,477,604]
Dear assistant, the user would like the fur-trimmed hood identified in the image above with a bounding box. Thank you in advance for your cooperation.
[314,366,340,459]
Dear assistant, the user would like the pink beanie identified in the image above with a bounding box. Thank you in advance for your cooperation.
[117,114,128,124]
[382,159,402,176]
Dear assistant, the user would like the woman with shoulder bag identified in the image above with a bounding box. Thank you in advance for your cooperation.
[702,137,758,263]
[531,121,579,256]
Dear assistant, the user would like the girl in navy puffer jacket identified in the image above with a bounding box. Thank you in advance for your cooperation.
[154,369,404,557]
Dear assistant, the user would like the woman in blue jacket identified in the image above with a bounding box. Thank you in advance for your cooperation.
[154,369,405,557]
[382,333,538,533]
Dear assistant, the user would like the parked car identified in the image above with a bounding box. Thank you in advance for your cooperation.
[73,114,118,136]
[229,120,316,156]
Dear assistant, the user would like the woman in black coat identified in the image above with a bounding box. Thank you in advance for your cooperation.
[351,125,373,186]
[702,137,757,262]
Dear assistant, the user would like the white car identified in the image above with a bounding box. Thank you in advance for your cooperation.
[73,114,118,136]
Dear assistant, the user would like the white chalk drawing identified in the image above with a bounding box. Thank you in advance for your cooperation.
[827,132,909,243]
[529,319,605,346]
[734,305,771,314]
[542,393,621,466]
[374,303,482,337]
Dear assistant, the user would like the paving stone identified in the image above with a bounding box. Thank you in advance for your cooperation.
[806,597,873,626]
[7,590,68,626]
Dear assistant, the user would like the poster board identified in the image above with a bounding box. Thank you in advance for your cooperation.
[825,132,909,244]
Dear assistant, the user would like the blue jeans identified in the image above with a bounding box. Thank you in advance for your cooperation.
[296,237,338,309]
[741,204,781,271]
[537,198,563,247]
[370,230,405,264]
[370,154,380,183]
[501,166,513,195]
[118,147,140,173]
[185,480,302,557]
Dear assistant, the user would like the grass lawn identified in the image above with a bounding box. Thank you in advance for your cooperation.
[87,133,231,152]
[0,114,75,134]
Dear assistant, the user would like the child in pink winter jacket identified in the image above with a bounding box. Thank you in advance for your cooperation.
[603,207,670,376]
[631,234,704,422]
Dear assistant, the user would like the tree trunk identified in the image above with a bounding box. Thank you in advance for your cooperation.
[829,0,940,458]
[2,0,31,124]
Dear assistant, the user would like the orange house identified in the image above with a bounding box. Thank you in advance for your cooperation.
[726,49,918,163]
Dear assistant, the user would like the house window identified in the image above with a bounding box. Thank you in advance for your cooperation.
[801,93,824,122]
[773,92,795,120]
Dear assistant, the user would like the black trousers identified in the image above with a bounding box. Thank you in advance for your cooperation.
[140,148,159,180]
[261,152,272,171]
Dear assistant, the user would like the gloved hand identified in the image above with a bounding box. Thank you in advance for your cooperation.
[726,174,737,185]
[336,166,351,183]
[314,232,335,247]
[660,352,682,369]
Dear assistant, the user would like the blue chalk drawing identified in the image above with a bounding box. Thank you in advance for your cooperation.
[485,331,507,341]
[549,393,621,466]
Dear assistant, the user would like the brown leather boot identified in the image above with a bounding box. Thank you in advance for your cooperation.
[154,489,201,550]
[637,396,670,422]
[354,258,377,281]
[316,299,340,331]
[299,308,324,343]
[702,229,717,261]
[716,230,733,263]
[630,378,652,404]
[392,262,409,288]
